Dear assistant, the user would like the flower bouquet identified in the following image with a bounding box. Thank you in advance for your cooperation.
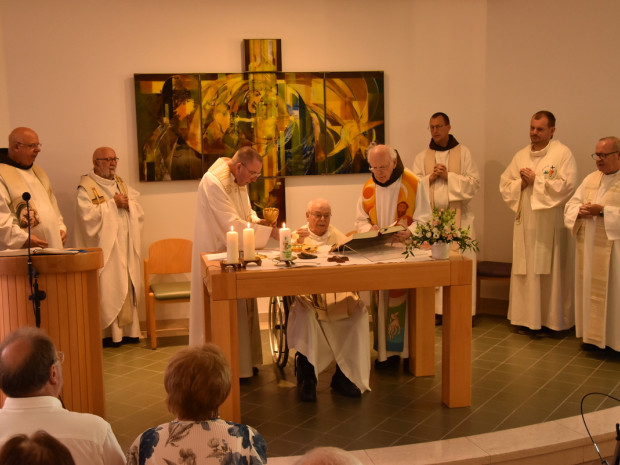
[404,208,479,259]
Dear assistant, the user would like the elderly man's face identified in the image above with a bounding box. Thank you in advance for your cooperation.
[306,202,331,237]
[233,158,262,187]
[593,139,620,175]
[10,129,41,166]
[93,148,118,180]
[368,147,396,183]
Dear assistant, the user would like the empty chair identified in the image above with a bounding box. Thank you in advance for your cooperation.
[144,238,192,349]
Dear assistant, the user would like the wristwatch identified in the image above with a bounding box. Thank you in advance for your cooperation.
[599,207,604,217]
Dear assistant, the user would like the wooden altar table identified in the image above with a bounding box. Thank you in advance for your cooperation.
[201,254,472,422]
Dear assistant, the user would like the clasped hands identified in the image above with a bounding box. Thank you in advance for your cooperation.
[520,167,535,190]
[429,163,448,183]
[577,202,603,219]
[114,193,130,210]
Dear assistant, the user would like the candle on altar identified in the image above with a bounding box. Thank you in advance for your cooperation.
[243,223,256,261]
[226,226,239,264]
[279,222,292,261]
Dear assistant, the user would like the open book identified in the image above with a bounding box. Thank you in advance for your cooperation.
[0,248,81,257]
[331,225,406,252]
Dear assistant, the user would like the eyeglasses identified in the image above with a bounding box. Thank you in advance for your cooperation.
[428,124,446,131]
[96,157,119,163]
[591,151,618,160]
[55,351,65,365]
[17,142,42,150]
[309,211,331,220]
[241,162,261,178]
[369,164,393,172]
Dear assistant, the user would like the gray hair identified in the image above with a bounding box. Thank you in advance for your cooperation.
[231,146,262,164]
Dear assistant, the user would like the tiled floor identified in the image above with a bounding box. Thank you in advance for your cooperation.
[103,301,620,458]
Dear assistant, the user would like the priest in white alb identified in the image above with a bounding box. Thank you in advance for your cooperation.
[412,112,480,322]
[189,146,274,377]
[564,136,620,352]
[0,127,66,250]
[499,111,577,333]
[289,198,370,402]
[75,147,144,345]
[354,143,431,369]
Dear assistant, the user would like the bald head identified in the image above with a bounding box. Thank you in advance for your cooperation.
[0,327,61,398]
[7,127,41,167]
[92,147,118,179]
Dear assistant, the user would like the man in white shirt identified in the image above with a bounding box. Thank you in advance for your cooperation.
[412,113,480,324]
[289,198,370,401]
[564,136,620,352]
[75,147,144,347]
[0,127,66,250]
[499,111,577,333]
[355,144,431,369]
[0,327,125,465]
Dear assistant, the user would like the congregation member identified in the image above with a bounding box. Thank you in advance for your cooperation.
[499,111,577,333]
[412,112,480,324]
[189,146,275,377]
[290,198,370,401]
[0,431,76,465]
[294,446,362,465]
[564,136,620,352]
[126,343,267,465]
[355,143,431,369]
[75,147,144,347]
[0,327,125,465]
[0,127,66,250]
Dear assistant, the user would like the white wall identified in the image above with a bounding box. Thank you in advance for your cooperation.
[1,0,619,312]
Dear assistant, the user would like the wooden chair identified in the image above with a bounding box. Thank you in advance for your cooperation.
[144,238,192,349]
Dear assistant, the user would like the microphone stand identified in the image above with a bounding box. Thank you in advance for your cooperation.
[23,192,46,327]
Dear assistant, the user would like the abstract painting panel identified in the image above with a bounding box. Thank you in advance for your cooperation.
[134,71,384,182]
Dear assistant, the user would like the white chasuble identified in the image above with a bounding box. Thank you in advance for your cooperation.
[75,171,144,339]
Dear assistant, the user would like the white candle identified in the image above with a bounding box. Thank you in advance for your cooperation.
[279,222,292,261]
[226,226,239,264]
[243,223,256,261]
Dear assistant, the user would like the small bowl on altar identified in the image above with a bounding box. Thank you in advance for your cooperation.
[263,207,279,225]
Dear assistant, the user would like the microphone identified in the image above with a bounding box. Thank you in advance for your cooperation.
[22,192,33,250]
[22,191,45,327]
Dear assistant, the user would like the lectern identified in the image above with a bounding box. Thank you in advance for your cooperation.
[0,249,105,417]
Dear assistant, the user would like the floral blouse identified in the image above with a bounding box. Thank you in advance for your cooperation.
[126,419,267,465]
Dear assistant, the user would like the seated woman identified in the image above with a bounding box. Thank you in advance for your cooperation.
[0,430,75,465]
[126,343,267,465]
